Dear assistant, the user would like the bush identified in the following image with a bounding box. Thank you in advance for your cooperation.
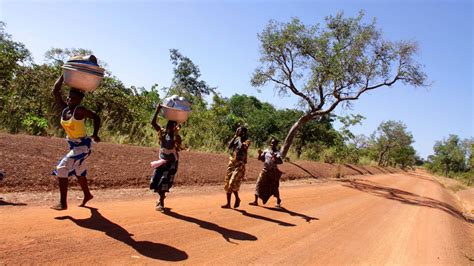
[359,156,376,166]
[21,114,48,135]
[321,147,337,164]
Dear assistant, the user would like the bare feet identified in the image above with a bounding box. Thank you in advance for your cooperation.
[50,203,67,210]
[276,198,282,208]
[249,202,258,206]
[79,194,94,207]
[156,205,165,212]
[221,204,231,209]
[234,198,241,208]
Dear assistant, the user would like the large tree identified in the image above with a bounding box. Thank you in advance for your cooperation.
[251,11,427,158]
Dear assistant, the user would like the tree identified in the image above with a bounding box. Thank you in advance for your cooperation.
[0,21,32,129]
[370,120,415,167]
[251,11,427,158]
[433,135,468,176]
[0,21,31,88]
[166,49,214,102]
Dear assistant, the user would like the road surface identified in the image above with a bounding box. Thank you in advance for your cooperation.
[1,173,473,264]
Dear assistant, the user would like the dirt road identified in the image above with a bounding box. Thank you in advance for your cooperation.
[1,173,473,264]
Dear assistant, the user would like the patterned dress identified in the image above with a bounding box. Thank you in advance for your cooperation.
[53,107,92,178]
[224,136,250,193]
[255,148,283,204]
[150,130,183,193]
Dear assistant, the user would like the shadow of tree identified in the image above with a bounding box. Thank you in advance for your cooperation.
[232,209,296,227]
[358,166,374,175]
[287,162,318,178]
[343,164,364,175]
[407,173,437,183]
[55,207,188,261]
[162,209,258,244]
[263,206,319,223]
[373,166,390,174]
[341,179,473,224]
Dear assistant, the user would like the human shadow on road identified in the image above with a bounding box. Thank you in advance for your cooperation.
[232,209,296,227]
[341,179,474,224]
[55,207,188,261]
[0,198,27,206]
[162,208,257,244]
[262,207,319,223]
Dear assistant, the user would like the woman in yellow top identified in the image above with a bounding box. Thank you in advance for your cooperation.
[51,75,101,210]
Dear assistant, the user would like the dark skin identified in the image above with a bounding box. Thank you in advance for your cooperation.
[51,75,101,210]
[250,139,283,206]
[53,75,101,142]
[257,139,283,163]
[151,104,180,211]
[151,105,178,135]
[222,127,249,209]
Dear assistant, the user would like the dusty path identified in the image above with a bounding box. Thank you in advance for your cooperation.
[1,173,473,264]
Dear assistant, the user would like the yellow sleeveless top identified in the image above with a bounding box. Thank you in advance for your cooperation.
[60,107,87,139]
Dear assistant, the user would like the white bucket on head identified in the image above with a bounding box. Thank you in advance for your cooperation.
[160,105,190,123]
[62,66,103,92]
[159,96,191,122]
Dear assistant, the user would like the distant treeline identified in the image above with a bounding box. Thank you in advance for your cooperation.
[2,21,471,181]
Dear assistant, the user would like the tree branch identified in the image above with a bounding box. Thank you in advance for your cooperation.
[282,50,317,111]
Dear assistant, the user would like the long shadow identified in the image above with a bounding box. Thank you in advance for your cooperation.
[408,173,437,183]
[263,206,319,223]
[287,162,318,179]
[162,209,257,244]
[0,199,27,206]
[341,179,473,224]
[232,209,296,227]
[55,207,188,261]
[373,166,388,174]
[358,166,374,175]
[343,164,364,175]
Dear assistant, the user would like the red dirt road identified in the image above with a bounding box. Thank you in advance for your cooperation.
[1,173,473,264]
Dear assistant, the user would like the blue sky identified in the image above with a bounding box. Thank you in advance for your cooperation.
[1,0,472,158]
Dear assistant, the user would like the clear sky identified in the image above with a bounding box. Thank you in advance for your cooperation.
[1,0,472,158]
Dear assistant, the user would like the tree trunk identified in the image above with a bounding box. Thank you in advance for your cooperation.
[377,147,388,166]
[280,114,313,159]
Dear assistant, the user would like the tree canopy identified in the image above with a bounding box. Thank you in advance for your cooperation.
[251,11,428,158]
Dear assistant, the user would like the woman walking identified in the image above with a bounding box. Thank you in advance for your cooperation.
[249,138,283,207]
[150,105,184,212]
[51,75,101,210]
[222,127,250,209]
